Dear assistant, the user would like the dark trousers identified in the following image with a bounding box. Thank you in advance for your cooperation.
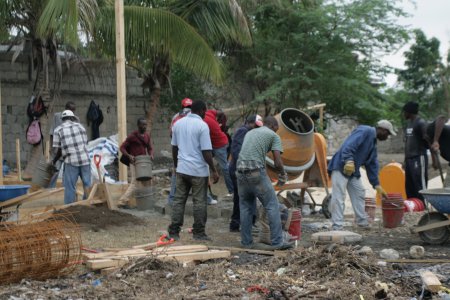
[168,173,208,235]
[229,167,256,230]
[405,155,428,202]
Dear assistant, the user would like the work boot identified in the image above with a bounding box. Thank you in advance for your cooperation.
[168,232,180,241]
[193,233,212,241]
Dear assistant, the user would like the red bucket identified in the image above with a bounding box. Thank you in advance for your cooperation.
[382,207,404,228]
[365,197,376,223]
[288,208,302,241]
[404,198,425,212]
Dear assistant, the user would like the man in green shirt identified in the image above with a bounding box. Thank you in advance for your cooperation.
[236,116,292,250]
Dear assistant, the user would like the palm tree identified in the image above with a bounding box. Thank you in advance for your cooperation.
[1,0,252,177]
[0,0,98,178]
[94,0,252,131]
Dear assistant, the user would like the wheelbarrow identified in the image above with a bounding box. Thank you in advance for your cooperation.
[410,188,450,244]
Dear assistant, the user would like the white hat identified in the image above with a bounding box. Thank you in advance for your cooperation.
[377,120,396,136]
[61,110,75,119]
[255,115,263,127]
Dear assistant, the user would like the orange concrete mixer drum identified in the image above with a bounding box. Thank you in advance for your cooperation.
[266,108,315,180]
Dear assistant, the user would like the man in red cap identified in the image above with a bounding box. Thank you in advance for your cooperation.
[168,98,193,204]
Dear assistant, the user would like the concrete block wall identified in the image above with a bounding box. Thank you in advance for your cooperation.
[0,54,173,168]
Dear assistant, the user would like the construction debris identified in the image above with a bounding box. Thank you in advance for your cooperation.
[0,213,81,284]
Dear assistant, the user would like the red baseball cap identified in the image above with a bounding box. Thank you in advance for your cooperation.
[181,98,193,108]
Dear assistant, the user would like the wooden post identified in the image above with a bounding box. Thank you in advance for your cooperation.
[115,0,127,182]
[45,140,50,162]
[319,106,324,132]
[0,81,3,185]
[16,138,21,181]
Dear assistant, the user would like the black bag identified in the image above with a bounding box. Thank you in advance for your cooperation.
[119,154,130,166]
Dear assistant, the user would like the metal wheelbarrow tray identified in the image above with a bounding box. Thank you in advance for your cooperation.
[411,188,450,244]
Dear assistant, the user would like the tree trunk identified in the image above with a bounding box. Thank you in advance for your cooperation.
[146,86,161,133]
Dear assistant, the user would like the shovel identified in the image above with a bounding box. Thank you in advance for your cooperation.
[433,151,445,187]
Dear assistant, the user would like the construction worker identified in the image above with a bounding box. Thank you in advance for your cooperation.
[402,101,429,202]
[168,100,219,241]
[52,110,91,204]
[236,116,292,250]
[229,114,263,232]
[204,109,234,197]
[327,120,396,230]
[118,118,154,206]
[425,115,450,187]
[167,98,193,205]
[48,101,77,188]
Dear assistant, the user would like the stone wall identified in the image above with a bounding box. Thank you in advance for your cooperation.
[0,53,172,167]
[325,117,404,155]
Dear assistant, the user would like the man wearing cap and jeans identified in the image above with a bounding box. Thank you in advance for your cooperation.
[52,110,91,204]
[327,120,396,230]
[402,101,428,202]
[229,114,263,232]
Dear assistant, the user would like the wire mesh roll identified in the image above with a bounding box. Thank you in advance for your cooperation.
[0,213,81,284]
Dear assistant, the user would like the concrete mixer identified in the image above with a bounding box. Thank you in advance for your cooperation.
[265,108,331,216]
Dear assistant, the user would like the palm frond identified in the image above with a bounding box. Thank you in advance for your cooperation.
[95,6,223,83]
[170,0,252,49]
[37,0,98,48]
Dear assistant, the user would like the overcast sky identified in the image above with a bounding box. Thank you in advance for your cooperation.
[382,0,450,87]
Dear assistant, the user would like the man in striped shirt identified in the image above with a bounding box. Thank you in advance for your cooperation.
[52,110,91,204]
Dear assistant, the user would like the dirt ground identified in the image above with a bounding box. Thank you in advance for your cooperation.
[1,153,449,299]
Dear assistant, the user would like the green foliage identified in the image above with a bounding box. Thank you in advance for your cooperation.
[397,29,448,119]
[159,65,209,113]
[93,5,223,84]
[228,0,409,123]
[397,29,441,101]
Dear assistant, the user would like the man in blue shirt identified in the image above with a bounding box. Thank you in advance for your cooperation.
[229,114,263,232]
[168,100,219,241]
[327,120,396,230]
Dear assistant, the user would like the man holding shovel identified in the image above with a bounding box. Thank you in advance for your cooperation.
[327,120,396,230]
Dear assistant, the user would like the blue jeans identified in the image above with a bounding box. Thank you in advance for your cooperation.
[237,168,282,246]
[63,164,91,204]
[213,145,234,193]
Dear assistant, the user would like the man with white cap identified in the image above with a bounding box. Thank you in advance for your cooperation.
[52,110,91,204]
[327,120,396,230]
[229,114,263,232]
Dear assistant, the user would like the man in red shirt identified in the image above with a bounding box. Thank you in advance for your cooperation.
[204,109,234,195]
[118,117,154,206]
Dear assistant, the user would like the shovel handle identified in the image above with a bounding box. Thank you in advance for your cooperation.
[93,154,101,168]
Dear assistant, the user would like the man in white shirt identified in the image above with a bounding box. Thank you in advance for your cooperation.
[168,100,219,241]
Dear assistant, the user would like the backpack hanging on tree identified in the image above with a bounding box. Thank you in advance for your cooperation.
[27,95,46,120]
[26,119,42,145]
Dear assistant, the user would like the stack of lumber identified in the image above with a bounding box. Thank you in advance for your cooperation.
[83,244,231,274]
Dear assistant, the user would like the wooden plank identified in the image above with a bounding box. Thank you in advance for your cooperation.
[56,199,104,210]
[86,258,128,270]
[87,184,98,201]
[420,271,442,293]
[157,250,231,263]
[101,267,120,276]
[84,245,209,260]
[0,190,46,208]
[103,183,117,210]
[16,138,21,181]
[274,182,308,192]
[209,246,275,256]
[83,249,147,260]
